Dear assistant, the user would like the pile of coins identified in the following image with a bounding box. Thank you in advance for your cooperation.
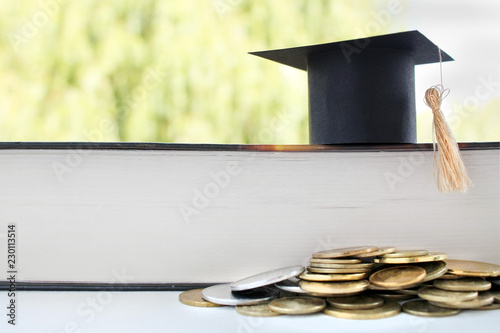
[179,246,500,319]
[413,260,500,313]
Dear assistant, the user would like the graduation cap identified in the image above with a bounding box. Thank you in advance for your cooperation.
[250,30,453,144]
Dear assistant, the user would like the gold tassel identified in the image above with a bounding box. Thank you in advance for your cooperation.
[424,85,472,192]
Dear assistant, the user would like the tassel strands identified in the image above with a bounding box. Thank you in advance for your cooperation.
[424,85,472,192]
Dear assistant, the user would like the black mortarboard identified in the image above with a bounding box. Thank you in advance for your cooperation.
[250,30,453,144]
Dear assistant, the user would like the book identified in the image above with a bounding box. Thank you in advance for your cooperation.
[0,142,498,288]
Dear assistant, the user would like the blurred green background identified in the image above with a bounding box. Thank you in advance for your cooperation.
[0,0,498,143]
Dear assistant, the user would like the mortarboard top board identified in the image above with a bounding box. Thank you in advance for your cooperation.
[250,30,453,145]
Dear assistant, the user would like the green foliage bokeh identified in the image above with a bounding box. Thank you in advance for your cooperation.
[0,1,497,143]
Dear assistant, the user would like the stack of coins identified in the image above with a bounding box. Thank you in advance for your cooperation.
[178,246,500,319]
[368,249,449,302]
[409,259,500,313]
[323,294,401,319]
[298,246,377,297]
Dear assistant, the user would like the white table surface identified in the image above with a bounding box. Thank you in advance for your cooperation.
[2,291,498,332]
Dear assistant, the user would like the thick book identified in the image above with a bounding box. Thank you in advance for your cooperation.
[0,142,498,287]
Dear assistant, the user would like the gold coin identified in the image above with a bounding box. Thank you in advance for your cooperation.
[368,282,422,291]
[308,266,371,274]
[236,303,281,317]
[438,274,466,280]
[429,293,494,309]
[179,289,224,307]
[370,266,426,288]
[313,246,378,259]
[374,252,447,264]
[373,292,416,301]
[402,300,460,317]
[299,272,368,282]
[310,258,362,264]
[470,302,500,310]
[412,261,448,282]
[383,250,428,258]
[268,296,326,315]
[307,291,362,298]
[323,300,400,320]
[433,277,492,292]
[326,294,384,310]
[445,259,500,277]
[352,247,397,258]
[395,287,420,295]
[418,286,478,302]
[300,280,369,295]
[490,290,500,303]
[310,262,374,269]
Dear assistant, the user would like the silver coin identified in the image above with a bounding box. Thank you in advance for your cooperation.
[275,277,308,294]
[202,284,279,306]
[231,266,304,291]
